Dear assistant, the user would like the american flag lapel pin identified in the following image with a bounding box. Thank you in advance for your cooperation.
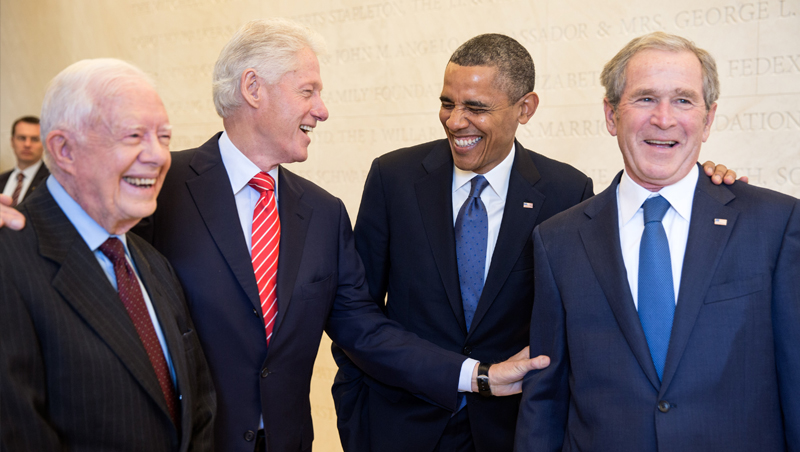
[523,202,533,209]
[714,218,728,226]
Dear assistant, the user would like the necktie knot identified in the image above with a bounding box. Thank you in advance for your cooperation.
[249,173,276,194]
[643,195,670,224]
[468,175,489,199]
[99,237,126,265]
[16,172,24,182]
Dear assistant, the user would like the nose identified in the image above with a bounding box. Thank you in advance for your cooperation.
[650,101,678,129]
[312,96,329,122]
[446,106,469,131]
[140,131,171,167]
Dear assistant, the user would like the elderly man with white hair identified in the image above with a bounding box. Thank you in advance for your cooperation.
[0,59,216,451]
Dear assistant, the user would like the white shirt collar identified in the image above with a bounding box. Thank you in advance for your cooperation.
[452,142,515,200]
[13,160,43,179]
[218,131,279,197]
[618,163,699,227]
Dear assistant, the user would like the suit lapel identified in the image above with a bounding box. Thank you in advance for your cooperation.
[27,188,170,419]
[273,167,313,338]
[414,142,467,332]
[469,143,544,337]
[129,239,186,431]
[579,174,661,390]
[659,171,737,393]
[185,139,261,313]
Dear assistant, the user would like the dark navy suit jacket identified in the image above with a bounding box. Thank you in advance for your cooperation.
[134,133,466,452]
[515,167,800,451]
[332,139,593,452]
[0,162,49,203]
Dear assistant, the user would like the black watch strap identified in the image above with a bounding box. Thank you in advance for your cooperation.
[477,362,492,397]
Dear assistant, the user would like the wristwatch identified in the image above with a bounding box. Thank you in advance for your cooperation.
[477,362,492,397]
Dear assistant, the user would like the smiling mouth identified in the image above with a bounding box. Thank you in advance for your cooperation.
[123,176,157,188]
[454,137,482,147]
[645,139,678,147]
[300,125,314,134]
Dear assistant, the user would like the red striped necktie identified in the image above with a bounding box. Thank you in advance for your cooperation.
[249,172,280,345]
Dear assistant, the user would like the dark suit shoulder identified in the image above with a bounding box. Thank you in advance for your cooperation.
[0,169,11,187]
[279,165,342,207]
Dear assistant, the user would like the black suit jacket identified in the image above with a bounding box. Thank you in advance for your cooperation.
[0,185,216,451]
[0,162,49,203]
[515,169,800,451]
[134,133,466,452]
[332,139,593,452]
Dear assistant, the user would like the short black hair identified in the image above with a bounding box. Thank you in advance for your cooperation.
[11,116,40,137]
[449,34,535,102]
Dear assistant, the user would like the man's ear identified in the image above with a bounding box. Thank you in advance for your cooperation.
[603,98,618,136]
[517,92,540,125]
[46,130,77,176]
[240,69,265,109]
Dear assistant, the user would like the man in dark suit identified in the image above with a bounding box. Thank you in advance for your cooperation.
[0,59,215,451]
[131,19,544,452]
[1,116,49,206]
[515,32,800,451]
[332,34,743,452]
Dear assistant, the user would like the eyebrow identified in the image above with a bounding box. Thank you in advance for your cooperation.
[439,96,491,108]
[629,87,701,100]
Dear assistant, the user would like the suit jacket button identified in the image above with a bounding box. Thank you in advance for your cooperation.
[657,400,671,413]
[462,346,472,355]
[244,430,256,441]
[261,367,270,378]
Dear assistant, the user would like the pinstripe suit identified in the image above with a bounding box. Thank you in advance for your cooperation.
[0,184,216,451]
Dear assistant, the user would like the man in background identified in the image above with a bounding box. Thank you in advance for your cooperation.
[1,116,49,206]
[0,59,215,451]
[515,32,799,452]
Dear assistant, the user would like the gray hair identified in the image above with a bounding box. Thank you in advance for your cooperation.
[601,31,719,111]
[212,18,326,118]
[40,58,156,168]
[449,34,535,103]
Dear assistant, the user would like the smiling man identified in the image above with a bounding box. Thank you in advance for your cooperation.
[332,33,744,452]
[514,32,800,452]
[0,59,215,451]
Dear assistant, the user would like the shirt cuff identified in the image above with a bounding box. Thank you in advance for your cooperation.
[458,358,480,392]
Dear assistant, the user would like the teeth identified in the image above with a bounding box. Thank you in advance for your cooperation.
[646,140,677,146]
[454,137,481,147]
[300,125,313,132]
[123,176,156,187]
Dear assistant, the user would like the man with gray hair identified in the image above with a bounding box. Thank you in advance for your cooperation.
[514,32,799,451]
[130,18,545,452]
[0,58,215,451]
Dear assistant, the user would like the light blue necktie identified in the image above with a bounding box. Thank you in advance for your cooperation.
[638,195,675,381]
[455,175,490,332]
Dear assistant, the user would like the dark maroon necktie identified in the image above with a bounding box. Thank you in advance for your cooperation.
[99,237,180,427]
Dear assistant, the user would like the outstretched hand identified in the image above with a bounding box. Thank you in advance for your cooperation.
[702,161,748,185]
[0,194,26,230]
[471,346,550,396]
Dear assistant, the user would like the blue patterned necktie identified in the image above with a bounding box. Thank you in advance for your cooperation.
[638,195,675,381]
[455,175,490,331]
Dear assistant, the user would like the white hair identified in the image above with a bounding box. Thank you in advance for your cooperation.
[40,58,156,167]
[212,18,326,118]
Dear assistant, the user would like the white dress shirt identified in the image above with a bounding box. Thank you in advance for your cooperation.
[452,144,516,391]
[2,160,43,202]
[218,131,280,253]
[46,175,177,387]
[617,164,698,309]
